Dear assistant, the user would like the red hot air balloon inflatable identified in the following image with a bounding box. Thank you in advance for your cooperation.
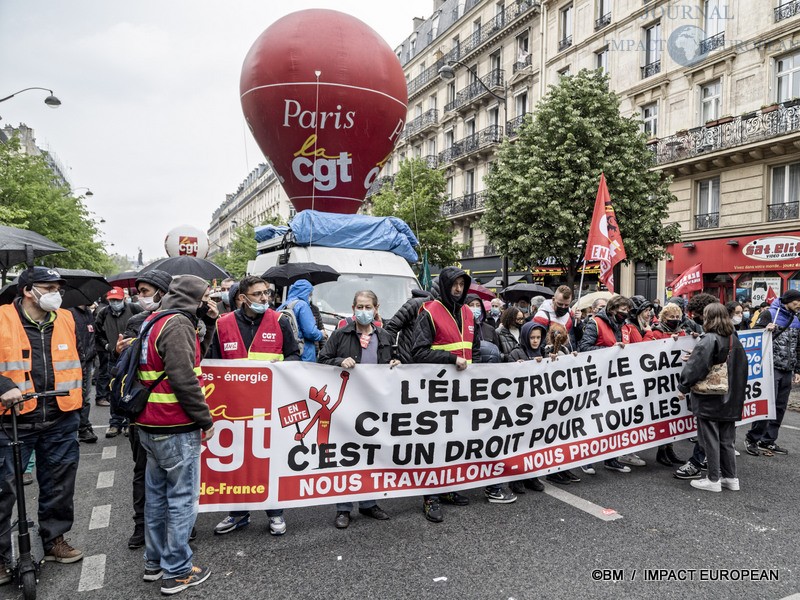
[240,10,408,214]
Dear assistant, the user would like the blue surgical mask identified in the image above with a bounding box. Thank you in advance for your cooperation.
[220,291,230,306]
[249,300,268,314]
[471,307,482,322]
[743,311,750,320]
[490,307,501,317]
[355,309,374,325]
[109,300,125,312]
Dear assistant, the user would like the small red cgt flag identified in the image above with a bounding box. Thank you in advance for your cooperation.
[766,285,778,305]
[584,173,627,293]
[671,263,703,296]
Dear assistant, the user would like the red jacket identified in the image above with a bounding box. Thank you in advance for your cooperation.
[421,300,475,362]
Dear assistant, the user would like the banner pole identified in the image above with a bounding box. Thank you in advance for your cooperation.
[575,259,587,308]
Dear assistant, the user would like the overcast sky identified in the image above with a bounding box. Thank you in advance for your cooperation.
[0,1,431,264]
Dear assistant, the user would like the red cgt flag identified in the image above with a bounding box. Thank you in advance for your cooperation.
[766,286,778,305]
[584,173,627,293]
[671,263,703,296]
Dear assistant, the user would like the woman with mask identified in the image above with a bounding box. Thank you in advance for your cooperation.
[726,301,745,331]
[497,306,525,360]
[318,290,399,528]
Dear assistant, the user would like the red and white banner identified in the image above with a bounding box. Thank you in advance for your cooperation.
[584,173,627,293]
[671,263,703,296]
[198,331,774,511]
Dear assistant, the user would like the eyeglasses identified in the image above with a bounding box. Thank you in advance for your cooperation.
[33,285,65,297]
[246,290,271,298]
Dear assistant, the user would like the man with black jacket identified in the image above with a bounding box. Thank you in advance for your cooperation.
[69,304,98,443]
[384,288,432,365]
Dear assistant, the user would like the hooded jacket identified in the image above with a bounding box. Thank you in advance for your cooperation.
[465,293,501,347]
[278,279,325,362]
[137,275,212,432]
[756,299,800,372]
[578,309,623,352]
[95,301,142,357]
[411,266,481,364]
[508,321,547,361]
[385,288,433,364]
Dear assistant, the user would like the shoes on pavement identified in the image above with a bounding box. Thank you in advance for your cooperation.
[690,478,722,493]
[95,399,110,407]
[509,480,526,494]
[423,499,443,523]
[143,568,163,582]
[79,428,98,443]
[619,453,646,467]
[160,565,211,596]
[440,491,469,506]
[269,516,287,535]
[214,514,250,535]
[105,426,120,439]
[758,442,788,455]
[484,487,517,504]
[664,444,684,465]
[22,472,34,486]
[523,478,545,492]
[720,477,740,491]
[656,447,674,467]
[334,511,351,529]
[123,426,129,438]
[604,459,631,473]
[44,535,83,563]
[189,526,197,541]
[674,461,702,480]
[128,524,145,549]
[580,464,596,475]
[546,472,570,484]
[358,505,390,520]
[744,439,760,456]
[563,470,581,483]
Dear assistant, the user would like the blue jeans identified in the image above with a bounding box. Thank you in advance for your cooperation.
[138,429,201,578]
[748,368,793,445]
[336,500,377,512]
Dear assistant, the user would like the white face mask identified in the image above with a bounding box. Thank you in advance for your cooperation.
[732,315,743,325]
[33,287,62,311]
[138,295,158,311]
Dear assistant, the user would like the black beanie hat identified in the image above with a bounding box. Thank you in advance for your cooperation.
[135,269,172,294]
[781,289,800,304]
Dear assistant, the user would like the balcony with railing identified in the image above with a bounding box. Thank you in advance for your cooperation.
[445,69,505,112]
[641,60,661,79]
[442,190,488,217]
[422,154,439,169]
[776,0,800,21]
[699,32,725,54]
[651,99,800,165]
[439,142,464,166]
[513,52,532,73]
[403,108,439,140]
[558,36,573,52]
[769,201,800,221]
[695,212,720,229]
[595,12,611,30]
[483,243,498,256]
[365,175,394,199]
[458,125,504,160]
[506,113,531,138]
[461,247,475,259]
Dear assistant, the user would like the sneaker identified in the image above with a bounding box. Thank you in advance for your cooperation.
[358,505,389,520]
[759,442,788,455]
[484,488,517,504]
[690,478,722,492]
[440,492,469,506]
[720,477,740,491]
[604,459,631,473]
[744,439,760,456]
[95,399,110,407]
[44,535,83,563]
[618,454,646,467]
[105,426,120,438]
[674,462,702,480]
[213,514,250,535]
[269,516,287,536]
[128,524,145,549]
[580,464,596,475]
[22,472,34,486]
[546,472,570,484]
[523,478,545,492]
[423,499,443,523]
[79,428,98,443]
[563,470,581,483]
[509,480,526,494]
[143,568,163,582]
[160,565,211,595]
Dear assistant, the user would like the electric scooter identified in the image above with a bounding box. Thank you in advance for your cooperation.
[1,390,68,600]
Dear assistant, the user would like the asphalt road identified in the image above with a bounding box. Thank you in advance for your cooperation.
[3,402,800,600]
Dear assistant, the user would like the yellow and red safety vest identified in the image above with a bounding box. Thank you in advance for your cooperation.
[215,310,284,361]
[421,300,474,362]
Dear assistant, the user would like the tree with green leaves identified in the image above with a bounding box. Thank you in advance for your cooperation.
[0,135,114,273]
[481,69,680,288]
[215,215,287,279]
[371,157,465,269]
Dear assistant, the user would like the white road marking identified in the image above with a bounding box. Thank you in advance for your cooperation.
[96,471,114,489]
[698,509,776,533]
[77,554,106,592]
[782,424,800,431]
[779,595,800,600]
[89,505,111,530]
[101,446,116,459]
[542,482,623,521]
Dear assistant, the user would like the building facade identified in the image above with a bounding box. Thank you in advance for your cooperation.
[207,163,294,256]
[1,123,70,187]
[385,0,800,302]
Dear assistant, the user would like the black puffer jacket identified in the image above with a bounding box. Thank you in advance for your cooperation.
[318,320,395,365]
[678,332,747,421]
[756,305,800,373]
[385,288,432,364]
[578,309,622,352]
[497,326,521,358]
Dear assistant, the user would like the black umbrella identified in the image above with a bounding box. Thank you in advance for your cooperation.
[108,269,140,294]
[500,282,554,302]
[0,268,112,309]
[262,262,340,287]
[140,256,231,280]
[0,225,67,284]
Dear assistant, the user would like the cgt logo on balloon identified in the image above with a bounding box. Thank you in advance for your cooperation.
[240,9,408,215]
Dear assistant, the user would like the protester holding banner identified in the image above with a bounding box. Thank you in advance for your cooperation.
[385,288,434,365]
[666,297,702,336]
[650,303,688,340]
[677,303,747,493]
[621,296,656,344]
[744,290,800,457]
[319,290,399,529]
[466,294,502,363]
[497,307,525,361]
[508,321,547,363]
[208,276,300,537]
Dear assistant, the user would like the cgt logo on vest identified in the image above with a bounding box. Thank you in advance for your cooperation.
[262,332,277,342]
[179,236,199,257]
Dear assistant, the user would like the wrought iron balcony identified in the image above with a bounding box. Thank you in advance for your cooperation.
[445,69,505,112]
[558,36,573,52]
[438,142,464,165]
[441,190,488,217]
[422,154,439,169]
[483,244,498,256]
[506,113,531,138]
[776,0,800,21]
[641,60,661,79]
[365,175,394,198]
[461,247,475,259]
[768,201,800,221]
[695,212,720,229]
[699,32,725,54]
[457,125,504,159]
[595,12,611,30]
[651,99,800,165]
[513,53,532,73]
[403,109,439,139]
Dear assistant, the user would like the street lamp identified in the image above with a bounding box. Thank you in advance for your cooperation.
[0,87,61,108]
[437,60,511,288]
[72,187,93,197]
